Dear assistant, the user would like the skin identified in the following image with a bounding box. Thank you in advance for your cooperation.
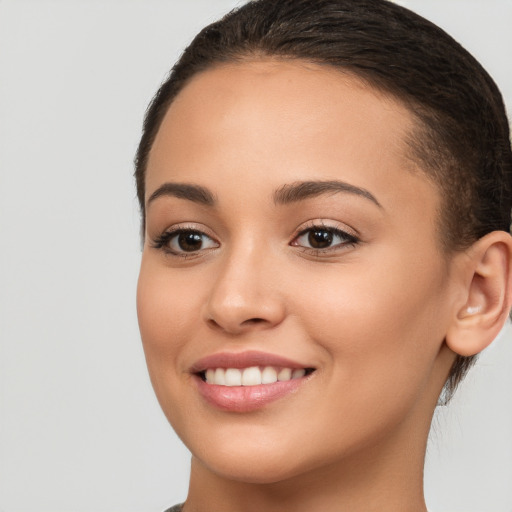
[137,60,512,512]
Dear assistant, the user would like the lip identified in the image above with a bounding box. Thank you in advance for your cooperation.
[194,375,310,412]
[190,350,315,413]
[189,350,311,373]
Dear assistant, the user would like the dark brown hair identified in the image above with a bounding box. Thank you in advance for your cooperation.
[134,0,512,401]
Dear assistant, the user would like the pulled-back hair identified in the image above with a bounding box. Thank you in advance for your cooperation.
[134,0,512,400]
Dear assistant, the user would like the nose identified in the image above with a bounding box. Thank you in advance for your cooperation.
[202,245,286,335]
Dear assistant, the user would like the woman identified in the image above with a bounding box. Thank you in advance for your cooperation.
[135,0,512,510]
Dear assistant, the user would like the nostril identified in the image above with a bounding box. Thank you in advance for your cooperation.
[206,316,268,333]
[204,307,283,334]
[242,318,266,325]
[207,318,221,330]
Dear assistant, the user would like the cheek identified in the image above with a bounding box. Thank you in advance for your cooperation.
[278,257,450,455]
[136,258,207,426]
[136,258,198,389]
[137,257,202,344]
[292,251,449,386]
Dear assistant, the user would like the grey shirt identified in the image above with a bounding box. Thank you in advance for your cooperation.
[164,505,184,512]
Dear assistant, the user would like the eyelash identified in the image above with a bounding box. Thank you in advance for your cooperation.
[150,222,360,258]
[150,225,219,259]
[290,222,360,255]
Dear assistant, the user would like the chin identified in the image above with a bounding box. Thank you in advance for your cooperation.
[196,449,314,485]
[177,421,314,484]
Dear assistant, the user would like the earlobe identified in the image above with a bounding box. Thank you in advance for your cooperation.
[446,231,512,357]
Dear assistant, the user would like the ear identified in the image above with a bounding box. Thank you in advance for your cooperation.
[446,231,512,357]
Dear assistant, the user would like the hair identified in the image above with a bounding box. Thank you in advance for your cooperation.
[134,0,512,401]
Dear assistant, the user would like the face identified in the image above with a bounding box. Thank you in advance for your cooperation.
[137,60,457,484]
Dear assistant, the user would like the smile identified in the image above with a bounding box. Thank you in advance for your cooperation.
[201,366,313,386]
[191,351,316,412]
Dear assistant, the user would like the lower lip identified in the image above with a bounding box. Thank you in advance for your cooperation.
[194,375,309,412]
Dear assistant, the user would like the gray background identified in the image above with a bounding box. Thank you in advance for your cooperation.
[0,1,511,511]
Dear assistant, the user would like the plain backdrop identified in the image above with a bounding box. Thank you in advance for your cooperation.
[0,1,511,511]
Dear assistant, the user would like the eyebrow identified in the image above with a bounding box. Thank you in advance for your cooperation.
[147,182,216,207]
[273,180,382,208]
[146,179,382,210]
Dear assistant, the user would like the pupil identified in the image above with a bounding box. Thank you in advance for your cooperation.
[308,229,333,249]
[178,232,202,251]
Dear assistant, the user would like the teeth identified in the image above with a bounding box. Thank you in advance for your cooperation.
[225,368,242,386]
[292,368,306,379]
[206,368,215,383]
[214,368,225,385]
[204,366,309,386]
[277,368,292,381]
[242,366,262,386]
[261,366,278,384]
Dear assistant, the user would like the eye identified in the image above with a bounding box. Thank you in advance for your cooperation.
[152,228,219,255]
[291,225,359,251]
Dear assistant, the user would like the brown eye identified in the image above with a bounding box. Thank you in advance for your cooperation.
[177,232,204,252]
[308,229,333,249]
[292,225,359,252]
[152,228,219,255]
[169,230,218,253]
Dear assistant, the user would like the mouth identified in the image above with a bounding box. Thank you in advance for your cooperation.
[197,366,315,386]
[190,351,316,412]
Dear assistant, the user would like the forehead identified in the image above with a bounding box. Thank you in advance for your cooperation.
[146,59,438,218]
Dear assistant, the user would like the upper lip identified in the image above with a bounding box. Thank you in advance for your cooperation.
[190,350,313,373]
